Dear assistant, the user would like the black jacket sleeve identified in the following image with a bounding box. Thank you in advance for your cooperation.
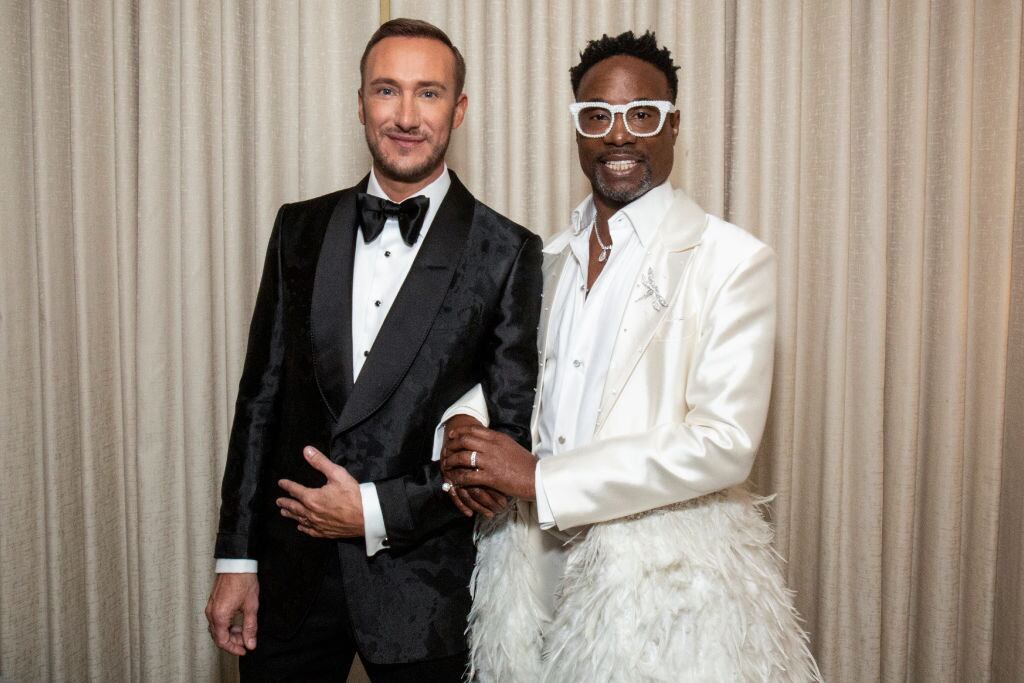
[214,206,287,559]
[375,233,544,547]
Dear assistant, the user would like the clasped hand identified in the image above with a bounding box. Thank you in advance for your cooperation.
[441,423,538,505]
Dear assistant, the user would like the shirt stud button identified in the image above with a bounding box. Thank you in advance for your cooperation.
[363,350,369,357]
[384,250,391,257]
[558,436,566,444]
[573,359,582,368]
[374,300,382,307]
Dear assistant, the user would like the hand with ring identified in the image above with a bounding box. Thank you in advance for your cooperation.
[442,425,538,501]
[440,414,510,518]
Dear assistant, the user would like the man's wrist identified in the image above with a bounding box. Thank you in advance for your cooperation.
[525,472,538,502]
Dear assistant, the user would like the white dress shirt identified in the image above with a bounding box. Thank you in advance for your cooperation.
[534,181,675,527]
[216,166,452,573]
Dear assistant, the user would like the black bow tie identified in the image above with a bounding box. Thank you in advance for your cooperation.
[356,192,430,246]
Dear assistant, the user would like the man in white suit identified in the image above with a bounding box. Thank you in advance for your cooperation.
[441,31,821,681]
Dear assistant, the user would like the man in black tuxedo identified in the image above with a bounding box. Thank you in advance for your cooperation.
[204,18,542,681]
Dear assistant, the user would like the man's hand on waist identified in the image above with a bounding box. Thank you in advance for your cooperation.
[277,446,364,538]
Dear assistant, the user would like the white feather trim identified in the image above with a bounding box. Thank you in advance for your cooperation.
[470,488,822,682]
[542,488,821,682]
[467,505,546,682]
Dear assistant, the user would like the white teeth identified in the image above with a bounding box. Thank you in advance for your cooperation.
[604,160,637,171]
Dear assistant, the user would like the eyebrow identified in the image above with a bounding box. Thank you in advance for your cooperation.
[368,77,449,91]
[582,96,662,102]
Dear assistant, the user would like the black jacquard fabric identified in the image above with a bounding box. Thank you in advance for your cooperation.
[214,172,542,665]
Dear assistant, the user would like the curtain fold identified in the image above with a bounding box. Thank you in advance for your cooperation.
[0,1,1021,681]
[0,1,376,680]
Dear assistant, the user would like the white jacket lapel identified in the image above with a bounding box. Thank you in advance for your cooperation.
[596,191,708,430]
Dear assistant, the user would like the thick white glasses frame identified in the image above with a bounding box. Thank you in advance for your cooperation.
[569,100,676,138]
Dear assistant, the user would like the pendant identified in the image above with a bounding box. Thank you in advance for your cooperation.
[598,248,608,262]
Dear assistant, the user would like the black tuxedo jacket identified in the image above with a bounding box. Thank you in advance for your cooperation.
[214,172,542,664]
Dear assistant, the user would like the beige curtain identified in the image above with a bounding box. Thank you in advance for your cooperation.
[1,1,1021,681]
[0,1,376,680]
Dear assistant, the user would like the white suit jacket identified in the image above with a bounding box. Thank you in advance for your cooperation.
[464,198,821,681]
[532,189,777,531]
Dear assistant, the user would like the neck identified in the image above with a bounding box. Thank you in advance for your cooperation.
[373,164,446,202]
[591,192,626,234]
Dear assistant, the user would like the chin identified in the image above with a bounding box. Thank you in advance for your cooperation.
[594,179,653,205]
[385,162,435,183]
[592,164,653,205]
[370,137,449,185]
[372,152,439,184]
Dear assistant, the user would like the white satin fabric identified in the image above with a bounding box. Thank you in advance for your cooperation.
[465,190,818,681]
[532,188,777,530]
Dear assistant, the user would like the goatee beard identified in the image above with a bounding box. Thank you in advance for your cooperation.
[593,161,653,205]
[366,123,453,185]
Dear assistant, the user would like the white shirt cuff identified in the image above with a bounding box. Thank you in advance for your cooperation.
[215,559,258,573]
[534,462,556,529]
[360,482,389,556]
[431,384,491,461]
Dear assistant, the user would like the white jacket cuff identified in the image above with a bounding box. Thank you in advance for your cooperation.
[534,462,556,529]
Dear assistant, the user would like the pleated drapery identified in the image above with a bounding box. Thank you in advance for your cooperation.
[1,1,1022,681]
[0,2,376,680]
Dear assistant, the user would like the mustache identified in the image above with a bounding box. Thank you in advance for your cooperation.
[596,152,648,163]
[383,128,427,140]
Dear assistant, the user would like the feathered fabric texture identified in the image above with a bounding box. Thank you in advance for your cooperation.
[468,505,546,681]
[470,488,822,682]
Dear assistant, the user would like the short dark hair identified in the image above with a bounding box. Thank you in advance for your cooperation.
[569,30,679,103]
[360,18,467,96]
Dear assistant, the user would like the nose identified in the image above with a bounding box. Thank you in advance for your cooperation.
[605,111,634,145]
[395,93,420,130]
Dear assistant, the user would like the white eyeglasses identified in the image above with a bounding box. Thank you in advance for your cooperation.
[569,100,676,138]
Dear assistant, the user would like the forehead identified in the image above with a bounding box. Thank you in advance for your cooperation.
[363,36,456,85]
[576,55,671,104]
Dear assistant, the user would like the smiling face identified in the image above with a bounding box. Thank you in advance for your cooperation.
[359,36,467,190]
[574,55,679,210]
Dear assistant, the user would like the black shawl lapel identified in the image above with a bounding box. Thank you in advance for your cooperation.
[310,175,369,421]
[335,171,476,433]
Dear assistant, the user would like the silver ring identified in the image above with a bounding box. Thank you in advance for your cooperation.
[442,481,453,493]
[470,451,478,468]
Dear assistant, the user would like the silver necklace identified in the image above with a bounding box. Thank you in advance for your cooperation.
[592,221,611,262]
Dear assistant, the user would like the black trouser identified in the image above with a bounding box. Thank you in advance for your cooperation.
[239,552,467,682]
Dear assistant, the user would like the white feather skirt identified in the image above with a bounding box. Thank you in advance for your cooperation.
[468,487,822,682]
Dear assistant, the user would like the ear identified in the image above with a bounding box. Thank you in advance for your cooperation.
[669,110,680,140]
[357,88,365,125]
[451,92,468,130]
